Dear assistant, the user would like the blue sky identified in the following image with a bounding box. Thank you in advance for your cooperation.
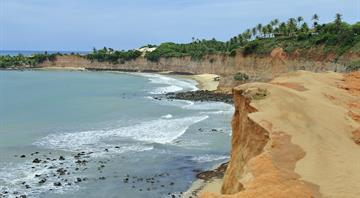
[0,0,359,51]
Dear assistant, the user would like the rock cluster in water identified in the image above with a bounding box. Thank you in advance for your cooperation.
[2,148,189,198]
[165,90,233,104]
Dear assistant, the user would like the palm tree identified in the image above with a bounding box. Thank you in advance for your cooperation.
[301,22,310,33]
[274,19,279,26]
[245,29,252,40]
[266,24,273,37]
[287,18,297,36]
[297,16,304,27]
[335,13,342,26]
[251,27,257,38]
[312,14,319,27]
[229,38,234,45]
[261,27,268,38]
[279,22,287,36]
[237,35,244,44]
[256,24,263,37]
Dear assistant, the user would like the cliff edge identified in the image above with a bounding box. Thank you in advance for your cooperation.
[38,48,359,92]
[201,71,360,198]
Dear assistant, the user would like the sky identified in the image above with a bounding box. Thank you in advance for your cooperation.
[0,0,359,51]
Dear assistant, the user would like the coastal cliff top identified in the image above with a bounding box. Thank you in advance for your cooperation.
[202,71,360,198]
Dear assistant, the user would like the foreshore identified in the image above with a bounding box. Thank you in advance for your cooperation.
[183,162,228,198]
[181,74,219,91]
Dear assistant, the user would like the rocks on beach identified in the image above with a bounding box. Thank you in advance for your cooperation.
[166,90,233,104]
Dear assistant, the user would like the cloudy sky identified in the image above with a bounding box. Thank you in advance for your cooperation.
[0,0,359,51]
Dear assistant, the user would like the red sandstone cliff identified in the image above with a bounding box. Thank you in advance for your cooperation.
[200,71,360,198]
[39,48,359,92]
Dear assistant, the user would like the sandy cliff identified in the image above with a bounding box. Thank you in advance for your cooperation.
[200,71,360,198]
[39,48,358,91]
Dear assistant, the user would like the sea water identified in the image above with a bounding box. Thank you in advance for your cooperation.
[0,70,233,198]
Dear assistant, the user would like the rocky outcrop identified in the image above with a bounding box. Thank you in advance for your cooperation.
[201,71,360,198]
[39,49,359,91]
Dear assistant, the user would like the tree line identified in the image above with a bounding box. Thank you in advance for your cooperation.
[0,53,57,68]
[1,13,359,68]
[146,13,359,60]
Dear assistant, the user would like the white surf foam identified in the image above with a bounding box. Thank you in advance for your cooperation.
[161,114,173,119]
[34,115,209,152]
[0,158,80,198]
[183,102,234,112]
[132,73,198,94]
[191,154,229,163]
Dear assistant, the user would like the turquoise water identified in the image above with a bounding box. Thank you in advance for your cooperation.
[0,70,232,198]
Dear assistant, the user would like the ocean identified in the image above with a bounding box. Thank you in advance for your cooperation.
[0,70,232,198]
[0,50,89,56]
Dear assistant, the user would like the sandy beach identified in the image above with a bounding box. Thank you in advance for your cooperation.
[37,66,86,71]
[183,74,219,91]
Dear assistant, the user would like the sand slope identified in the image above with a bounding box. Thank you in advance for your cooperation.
[201,71,360,198]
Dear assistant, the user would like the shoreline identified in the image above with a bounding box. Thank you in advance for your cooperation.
[183,161,228,198]
[2,67,230,198]
[179,73,219,91]
[2,67,220,91]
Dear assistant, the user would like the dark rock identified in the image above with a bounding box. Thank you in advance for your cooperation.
[53,182,62,187]
[56,168,67,175]
[19,195,27,198]
[59,156,65,160]
[76,178,82,182]
[166,90,233,104]
[39,178,47,184]
[75,160,87,165]
[99,177,106,180]
[32,158,41,163]
[20,155,26,158]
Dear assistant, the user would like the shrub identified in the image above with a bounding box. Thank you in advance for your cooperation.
[346,60,360,72]
[234,72,249,81]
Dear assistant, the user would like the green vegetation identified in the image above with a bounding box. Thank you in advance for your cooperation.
[145,13,359,60]
[86,47,142,64]
[234,72,250,81]
[346,60,360,71]
[144,40,227,61]
[0,53,57,68]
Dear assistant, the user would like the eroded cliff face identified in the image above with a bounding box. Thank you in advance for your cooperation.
[201,71,360,198]
[39,48,357,91]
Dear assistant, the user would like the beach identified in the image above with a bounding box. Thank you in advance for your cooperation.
[185,74,219,91]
